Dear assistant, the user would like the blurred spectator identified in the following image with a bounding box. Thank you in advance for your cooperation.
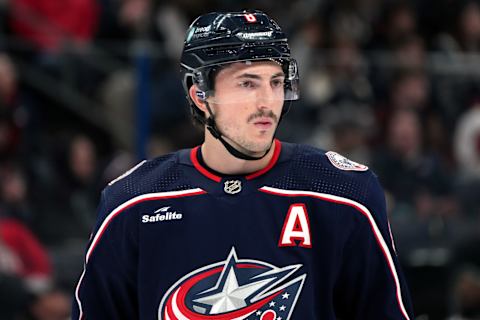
[433,1,480,129]
[370,40,428,108]
[0,164,32,223]
[390,69,430,111]
[0,53,25,160]
[437,0,480,53]
[392,34,427,69]
[289,13,329,143]
[373,1,418,49]
[33,133,99,246]
[95,0,152,59]
[454,103,480,178]
[326,35,372,104]
[372,108,454,218]
[328,4,372,47]
[100,69,135,150]
[305,34,375,153]
[0,52,43,168]
[25,133,102,294]
[68,134,98,190]
[153,3,190,61]
[450,266,480,319]
[8,0,104,98]
[0,214,48,319]
[0,217,51,292]
[453,103,480,216]
[30,289,71,320]
[0,53,17,104]
[0,216,71,320]
[118,0,150,33]
[456,0,480,52]
[9,0,99,54]
[350,0,383,29]
[95,0,131,42]
[61,134,98,239]
[375,68,431,140]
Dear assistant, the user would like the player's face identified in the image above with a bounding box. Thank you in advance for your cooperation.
[208,61,285,154]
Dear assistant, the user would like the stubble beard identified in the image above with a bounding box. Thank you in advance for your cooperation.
[220,122,277,156]
[213,107,280,156]
[230,134,274,155]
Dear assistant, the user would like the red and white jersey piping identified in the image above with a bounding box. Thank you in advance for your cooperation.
[259,186,411,320]
[74,188,207,320]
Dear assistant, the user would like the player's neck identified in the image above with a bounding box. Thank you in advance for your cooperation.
[201,133,275,176]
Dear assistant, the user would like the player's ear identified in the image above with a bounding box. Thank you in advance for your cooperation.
[189,84,209,114]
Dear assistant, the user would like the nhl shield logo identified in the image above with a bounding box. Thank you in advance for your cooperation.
[224,180,242,195]
[158,248,306,320]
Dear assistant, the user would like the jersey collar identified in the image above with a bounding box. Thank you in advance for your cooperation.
[189,139,282,182]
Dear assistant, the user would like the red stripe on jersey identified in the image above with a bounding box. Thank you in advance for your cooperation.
[190,146,222,182]
[190,139,282,182]
[246,139,281,180]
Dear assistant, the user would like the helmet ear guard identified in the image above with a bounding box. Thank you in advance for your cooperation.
[182,72,207,125]
[195,90,207,100]
[193,70,209,93]
[183,69,214,125]
[193,72,208,101]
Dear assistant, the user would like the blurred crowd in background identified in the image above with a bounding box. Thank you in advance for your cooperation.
[0,0,480,319]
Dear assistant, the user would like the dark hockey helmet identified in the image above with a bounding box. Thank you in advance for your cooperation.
[180,10,299,124]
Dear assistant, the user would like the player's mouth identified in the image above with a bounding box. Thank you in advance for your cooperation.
[252,118,274,130]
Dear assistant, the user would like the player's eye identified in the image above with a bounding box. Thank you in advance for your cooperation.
[271,78,285,88]
[239,80,257,88]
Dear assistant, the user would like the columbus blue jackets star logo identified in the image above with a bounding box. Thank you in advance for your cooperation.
[158,248,306,320]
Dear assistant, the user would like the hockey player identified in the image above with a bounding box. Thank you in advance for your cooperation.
[73,10,414,320]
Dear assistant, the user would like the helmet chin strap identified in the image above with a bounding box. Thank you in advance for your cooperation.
[204,102,273,161]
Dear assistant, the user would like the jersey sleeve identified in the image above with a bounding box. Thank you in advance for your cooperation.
[72,190,139,320]
[334,174,414,320]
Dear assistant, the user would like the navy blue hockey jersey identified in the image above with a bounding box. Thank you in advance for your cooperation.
[73,140,413,320]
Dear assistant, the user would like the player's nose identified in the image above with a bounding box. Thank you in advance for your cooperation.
[256,84,277,109]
